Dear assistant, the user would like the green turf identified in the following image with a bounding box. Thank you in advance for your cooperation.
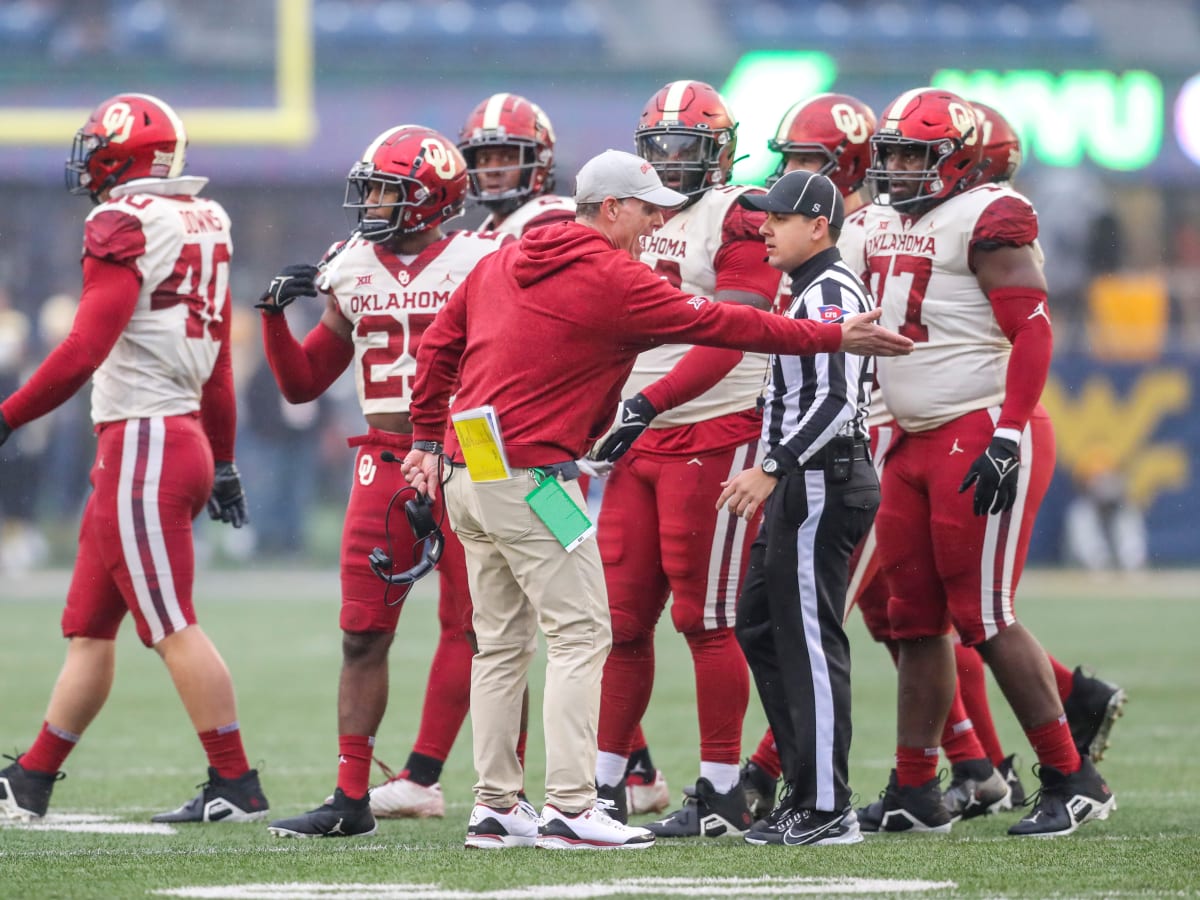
[2,568,1199,899]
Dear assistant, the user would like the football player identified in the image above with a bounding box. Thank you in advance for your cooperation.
[257,125,510,839]
[0,94,267,825]
[857,87,1115,837]
[367,94,574,821]
[590,80,784,838]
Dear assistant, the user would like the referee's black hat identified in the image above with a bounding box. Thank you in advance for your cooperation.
[738,170,844,229]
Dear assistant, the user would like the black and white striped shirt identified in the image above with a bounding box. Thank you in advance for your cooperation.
[762,246,873,473]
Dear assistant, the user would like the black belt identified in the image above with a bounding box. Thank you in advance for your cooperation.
[800,439,871,471]
[446,459,580,481]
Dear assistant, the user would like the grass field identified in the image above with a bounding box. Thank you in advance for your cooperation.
[2,567,1199,899]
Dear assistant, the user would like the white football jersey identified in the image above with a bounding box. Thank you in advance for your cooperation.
[323,230,509,415]
[837,204,892,429]
[622,184,782,426]
[479,194,575,237]
[863,184,1040,433]
[86,177,231,424]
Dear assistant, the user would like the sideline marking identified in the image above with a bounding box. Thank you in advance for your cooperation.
[155,875,958,898]
[1,813,176,835]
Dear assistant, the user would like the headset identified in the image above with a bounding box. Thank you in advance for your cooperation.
[368,451,446,602]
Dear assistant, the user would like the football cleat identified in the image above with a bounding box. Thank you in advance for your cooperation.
[857,770,952,834]
[997,753,1027,807]
[596,780,629,824]
[152,767,269,823]
[0,755,64,822]
[745,805,862,846]
[464,801,538,849]
[1063,666,1127,762]
[740,760,779,821]
[369,773,445,818]
[1008,757,1115,837]
[645,777,753,838]
[537,801,655,850]
[942,758,1012,822]
[626,768,670,816]
[267,787,377,838]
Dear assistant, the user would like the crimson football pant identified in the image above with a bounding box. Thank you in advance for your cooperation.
[598,441,759,766]
[63,415,211,646]
[736,457,879,813]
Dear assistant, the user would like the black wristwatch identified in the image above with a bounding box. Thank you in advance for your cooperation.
[761,456,783,478]
[412,440,443,455]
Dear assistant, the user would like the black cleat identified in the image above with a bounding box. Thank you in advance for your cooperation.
[745,805,862,846]
[942,758,1012,822]
[740,760,779,822]
[596,779,628,825]
[1063,666,1127,762]
[1008,757,1116,837]
[997,753,1027,807]
[857,769,952,834]
[0,755,65,822]
[646,777,752,837]
[152,767,269,823]
[267,787,377,838]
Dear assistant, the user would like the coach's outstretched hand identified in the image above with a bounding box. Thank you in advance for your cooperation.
[839,308,914,357]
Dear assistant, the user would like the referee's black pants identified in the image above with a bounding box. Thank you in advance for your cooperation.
[735,457,879,813]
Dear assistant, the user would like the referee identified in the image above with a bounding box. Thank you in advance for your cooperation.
[718,170,878,847]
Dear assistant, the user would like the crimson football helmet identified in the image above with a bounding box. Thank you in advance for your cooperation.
[344,125,468,242]
[635,80,738,201]
[767,93,876,196]
[65,93,187,203]
[458,93,556,215]
[867,87,982,212]
[971,101,1022,185]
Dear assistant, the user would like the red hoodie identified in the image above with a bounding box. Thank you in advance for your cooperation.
[410,221,842,467]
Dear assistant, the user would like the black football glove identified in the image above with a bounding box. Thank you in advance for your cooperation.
[959,436,1020,516]
[255,264,320,315]
[591,393,657,464]
[0,409,11,449]
[207,460,248,528]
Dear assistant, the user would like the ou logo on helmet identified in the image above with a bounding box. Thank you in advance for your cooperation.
[421,137,461,178]
[948,103,979,145]
[832,104,871,144]
[101,102,136,144]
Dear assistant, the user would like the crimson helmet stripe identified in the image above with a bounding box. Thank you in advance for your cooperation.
[123,93,187,177]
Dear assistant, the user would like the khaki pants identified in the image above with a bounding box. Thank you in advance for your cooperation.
[445,468,611,813]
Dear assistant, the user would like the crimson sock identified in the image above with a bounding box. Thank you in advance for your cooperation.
[1049,654,1075,704]
[955,643,1005,766]
[750,730,782,780]
[940,687,988,765]
[412,626,473,762]
[21,721,79,774]
[629,724,648,756]
[896,745,939,788]
[337,734,375,800]
[199,723,250,780]
[598,634,655,756]
[687,628,749,764]
[1026,716,1081,775]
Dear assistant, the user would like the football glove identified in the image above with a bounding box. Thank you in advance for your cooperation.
[207,461,249,528]
[0,409,11,449]
[959,436,1020,516]
[255,264,320,315]
[590,393,657,465]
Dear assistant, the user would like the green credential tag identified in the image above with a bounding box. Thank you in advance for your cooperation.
[525,473,596,552]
